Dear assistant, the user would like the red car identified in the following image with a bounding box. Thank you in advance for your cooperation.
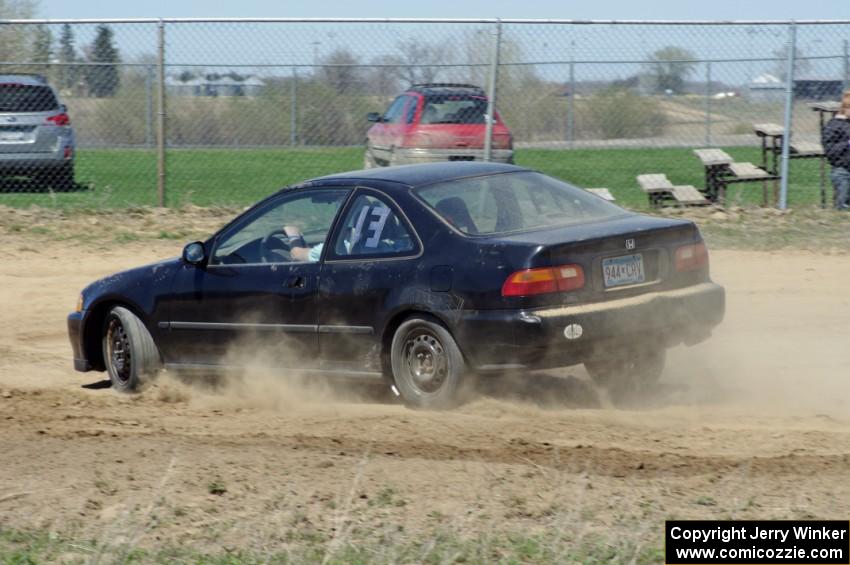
[364,83,513,168]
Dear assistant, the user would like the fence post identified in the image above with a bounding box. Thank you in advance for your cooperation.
[567,43,575,146]
[290,67,297,146]
[145,64,154,148]
[778,21,796,210]
[704,61,712,147]
[483,18,502,162]
[843,39,849,93]
[156,20,167,207]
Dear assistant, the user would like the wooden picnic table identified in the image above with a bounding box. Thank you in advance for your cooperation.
[753,121,827,207]
[693,148,778,205]
[809,102,843,207]
[635,174,708,207]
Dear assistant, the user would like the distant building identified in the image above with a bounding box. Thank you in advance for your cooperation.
[793,77,845,100]
[166,74,265,97]
[748,73,784,102]
[748,73,845,102]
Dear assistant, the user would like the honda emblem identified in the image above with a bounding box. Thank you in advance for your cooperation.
[625,238,635,250]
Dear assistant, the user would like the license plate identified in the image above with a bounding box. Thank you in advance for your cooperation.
[602,253,645,288]
[0,132,24,142]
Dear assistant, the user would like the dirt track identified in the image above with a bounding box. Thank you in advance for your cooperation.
[1,236,850,559]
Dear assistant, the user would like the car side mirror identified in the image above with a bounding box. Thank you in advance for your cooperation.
[367,112,383,123]
[182,241,206,265]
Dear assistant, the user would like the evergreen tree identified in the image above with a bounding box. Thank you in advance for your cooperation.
[85,24,120,97]
[58,23,78,92]
[32,24,52,75]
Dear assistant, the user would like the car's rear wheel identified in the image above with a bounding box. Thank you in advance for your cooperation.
[53,163,75,191]
[390,316,467,409]
[102,306,161,393]
[584,345,666,404]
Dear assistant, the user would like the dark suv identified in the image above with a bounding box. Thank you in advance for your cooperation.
[0,74,75,188]
[364,83,513,168]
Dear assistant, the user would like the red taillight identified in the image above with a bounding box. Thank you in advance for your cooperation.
[675,241,709,272]
[492,133,512,150]
[501,264,585,297]
[46,112,70,126]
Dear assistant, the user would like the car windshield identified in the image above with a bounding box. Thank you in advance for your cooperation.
[420,95,487,124]
[0,84,58,112]
[416,171,625,235]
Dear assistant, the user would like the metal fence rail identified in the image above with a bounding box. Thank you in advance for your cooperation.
[0,18,846,209]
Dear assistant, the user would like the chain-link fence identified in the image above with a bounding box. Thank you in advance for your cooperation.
[0,18,847,209]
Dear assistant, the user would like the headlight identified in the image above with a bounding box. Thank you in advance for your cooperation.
[75,293,84,313]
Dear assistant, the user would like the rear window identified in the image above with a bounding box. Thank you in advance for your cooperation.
[420,94,487,124]
[0,84,58,112]
[416,171,624,235]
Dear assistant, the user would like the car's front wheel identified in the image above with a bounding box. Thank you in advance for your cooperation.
[102,306,161,393]
[363,145,378,169]
[584,345,666,404]
[390,316,467,409]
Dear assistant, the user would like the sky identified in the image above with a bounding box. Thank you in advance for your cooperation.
[28,0,850,87]
[32,0,850,21]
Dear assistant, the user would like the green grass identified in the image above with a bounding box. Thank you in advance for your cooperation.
[0,526,664,564]
[0,145,829,210]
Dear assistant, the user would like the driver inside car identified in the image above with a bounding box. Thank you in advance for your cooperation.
[281,225,322,262]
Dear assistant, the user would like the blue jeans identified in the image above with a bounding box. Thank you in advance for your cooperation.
[831,167,850,210]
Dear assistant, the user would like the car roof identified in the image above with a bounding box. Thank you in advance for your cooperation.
[406,83,487,97]
[303,162,528,190]
[0,74,49,86]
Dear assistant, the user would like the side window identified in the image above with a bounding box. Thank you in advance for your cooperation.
[330,193,417,259]
[383,95,406,124]
[404,96,418,124]
[211,189,349,265]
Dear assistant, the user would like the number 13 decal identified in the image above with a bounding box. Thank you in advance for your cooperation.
[351,204,391,249]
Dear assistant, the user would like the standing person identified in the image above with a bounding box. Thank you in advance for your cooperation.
[822,90,850,210]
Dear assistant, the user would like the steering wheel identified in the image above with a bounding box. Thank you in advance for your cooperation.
[260,229,293,263]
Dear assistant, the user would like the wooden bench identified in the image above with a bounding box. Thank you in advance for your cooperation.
[790,141,824,156]
[636,174,708,207]
[728,162,771,179]
[670,185,709,206]
[753,121,826,205]
[693,148,733,166]
[585,188,616,201]
[693,148,780,205]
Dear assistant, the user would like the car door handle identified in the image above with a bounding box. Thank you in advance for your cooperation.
[285,275,307,289]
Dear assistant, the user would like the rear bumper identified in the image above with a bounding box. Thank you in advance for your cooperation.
[392,147,514,165]
[67,311,92,372]
[0,136,75,171]
[455,282,725,370]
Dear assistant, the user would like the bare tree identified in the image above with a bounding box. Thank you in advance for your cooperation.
[772,44,813,81]
[386,39,451,86]
[644,46,697,94]
[0,0,39,67]
[319,48,362,94]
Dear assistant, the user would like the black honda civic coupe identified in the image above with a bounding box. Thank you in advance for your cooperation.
[68,162,724,408]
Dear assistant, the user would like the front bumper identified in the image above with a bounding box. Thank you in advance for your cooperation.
[67,310,92,372]
[456,282,725,370]
[392,147,514,165]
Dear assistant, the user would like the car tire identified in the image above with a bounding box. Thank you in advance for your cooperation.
[102,306,161,393]
[390,316,467,410]
[53,163,75,191]
[363,146,378,169]
[584,345,666,404]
